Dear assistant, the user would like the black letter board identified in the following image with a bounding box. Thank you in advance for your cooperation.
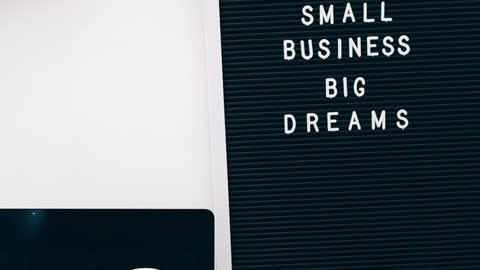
[219,1,480,269]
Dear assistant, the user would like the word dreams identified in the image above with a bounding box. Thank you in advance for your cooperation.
[284,110,409,134]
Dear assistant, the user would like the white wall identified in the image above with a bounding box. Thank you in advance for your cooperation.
[0,0,213,209]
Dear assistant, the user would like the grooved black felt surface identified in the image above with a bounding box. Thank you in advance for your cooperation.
[219,1,480,269]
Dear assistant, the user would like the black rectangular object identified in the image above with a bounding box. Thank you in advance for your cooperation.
[219,1,480,269]
[0,209,214,270]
